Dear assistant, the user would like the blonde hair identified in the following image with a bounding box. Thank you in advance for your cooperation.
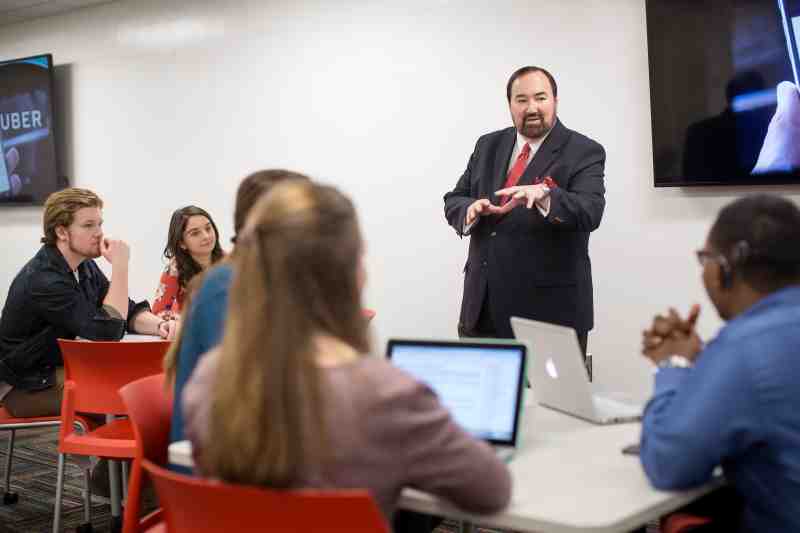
[202,180,369,487]
[41,188,103,245]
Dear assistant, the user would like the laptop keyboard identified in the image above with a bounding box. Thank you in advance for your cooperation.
[592,396,642,419]
[493,446,515,463]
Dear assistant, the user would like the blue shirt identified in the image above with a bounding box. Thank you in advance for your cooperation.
[640,286,800,532]
[169,264,233,445]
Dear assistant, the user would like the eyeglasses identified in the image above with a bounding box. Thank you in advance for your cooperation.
[695,249,730,269]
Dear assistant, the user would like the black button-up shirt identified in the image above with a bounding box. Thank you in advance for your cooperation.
[0,245,149,390]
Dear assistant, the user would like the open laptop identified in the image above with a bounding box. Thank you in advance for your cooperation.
[510,317,642,425]
[386,339,527,461]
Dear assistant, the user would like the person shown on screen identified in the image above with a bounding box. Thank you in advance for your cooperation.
[182,181,511,527]
[752,81,800,174]
[682,71,773,180]
[152,206,224,319]
[638,194,800,532]
[443,66,605,355]
[0,187,175,418]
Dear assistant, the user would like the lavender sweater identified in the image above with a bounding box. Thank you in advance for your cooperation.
[183,352,512,520]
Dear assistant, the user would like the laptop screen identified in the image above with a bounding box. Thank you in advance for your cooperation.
[386,339,526,446]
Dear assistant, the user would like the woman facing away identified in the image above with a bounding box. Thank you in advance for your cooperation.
[152,205,224,318]
[182,180,512,525]
[163,169,311,446]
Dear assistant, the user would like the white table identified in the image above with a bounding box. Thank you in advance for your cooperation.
[168,439,193,469]
[168,404,722,533]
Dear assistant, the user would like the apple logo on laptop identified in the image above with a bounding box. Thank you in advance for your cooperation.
[545,357,559,379]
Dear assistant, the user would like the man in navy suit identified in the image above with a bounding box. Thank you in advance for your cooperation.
[444,66,606,355]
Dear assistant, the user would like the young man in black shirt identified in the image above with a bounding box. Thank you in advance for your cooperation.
[0,187,175,417]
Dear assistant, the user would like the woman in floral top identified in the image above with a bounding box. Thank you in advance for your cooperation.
[153,206,225,317]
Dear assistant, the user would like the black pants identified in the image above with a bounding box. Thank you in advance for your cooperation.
[678,487,743,532]
[392,510,442,533]
[460,291,589,358]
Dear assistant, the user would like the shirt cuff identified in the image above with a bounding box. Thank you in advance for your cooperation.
[653,366,691,394]
[126,300,152,333]
[536,195,551,217]
[463,218,478,236]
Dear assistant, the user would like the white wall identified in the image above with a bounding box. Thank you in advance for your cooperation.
[1,0,798,400]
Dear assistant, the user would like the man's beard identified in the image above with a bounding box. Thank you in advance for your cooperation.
[69,240,101,259]
[520,115,552,140]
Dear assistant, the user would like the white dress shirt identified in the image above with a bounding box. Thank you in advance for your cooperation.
[463,128,553,235]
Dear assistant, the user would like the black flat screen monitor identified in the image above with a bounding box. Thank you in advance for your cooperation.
[647,0,800,186]
[0,53,61,204]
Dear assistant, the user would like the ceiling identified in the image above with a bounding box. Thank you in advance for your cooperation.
[0,0,115,26]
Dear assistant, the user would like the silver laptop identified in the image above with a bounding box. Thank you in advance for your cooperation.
[510,317,642,425]
[387,339,527,461]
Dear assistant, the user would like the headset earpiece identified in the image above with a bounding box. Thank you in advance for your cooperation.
[721,240,750,289]
[719,258,733,289]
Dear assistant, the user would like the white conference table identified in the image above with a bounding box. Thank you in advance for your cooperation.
[168,400,722,533]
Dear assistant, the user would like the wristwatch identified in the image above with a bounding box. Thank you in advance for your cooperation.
[541,176,557,194]
[657,355,693,369]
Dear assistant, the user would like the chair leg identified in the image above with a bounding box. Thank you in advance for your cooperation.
[52,453,66,533]
[109,459,121,516]
[83,466,92,524]
[121,460,128,504]
[458,521,475,533]
[73,466,93,533]
[2,429,18,505]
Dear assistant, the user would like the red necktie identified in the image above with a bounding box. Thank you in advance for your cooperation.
[500,143,531,206]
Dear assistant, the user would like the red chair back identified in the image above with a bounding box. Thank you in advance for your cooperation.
[119,373,173,465]
[119,373,172,533]
[143,459,389,533]
[0,406,60,426]
[58,339,170,415]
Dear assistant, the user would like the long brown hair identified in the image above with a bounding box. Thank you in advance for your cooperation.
[163,205,224,290]
[163,170,310,384]
[202,180,369,487]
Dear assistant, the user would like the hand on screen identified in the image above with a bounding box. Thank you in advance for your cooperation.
[641,304,703,364]
[752,81,800,175]
[1,148,24,198]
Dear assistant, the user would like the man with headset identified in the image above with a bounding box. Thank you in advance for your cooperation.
[638,194,800,532]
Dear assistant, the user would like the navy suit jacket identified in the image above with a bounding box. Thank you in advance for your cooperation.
[443,120,605,337]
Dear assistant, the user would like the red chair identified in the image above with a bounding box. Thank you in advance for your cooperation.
[661,513,713,533]
[0,407,61,505]
[119,374,172,533]
[54,339,170,533]
[143,459,389,533]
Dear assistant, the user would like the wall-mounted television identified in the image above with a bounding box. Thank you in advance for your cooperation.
[0,53,62,204]
[647,0,800,187]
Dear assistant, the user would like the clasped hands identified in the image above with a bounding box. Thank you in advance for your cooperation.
[641,304,703,365]
[465,184,551,226]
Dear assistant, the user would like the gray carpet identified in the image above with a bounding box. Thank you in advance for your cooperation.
[0,426,126,533]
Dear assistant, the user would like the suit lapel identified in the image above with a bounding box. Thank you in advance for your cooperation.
[518,119,570,186]
[491,128,517,194]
